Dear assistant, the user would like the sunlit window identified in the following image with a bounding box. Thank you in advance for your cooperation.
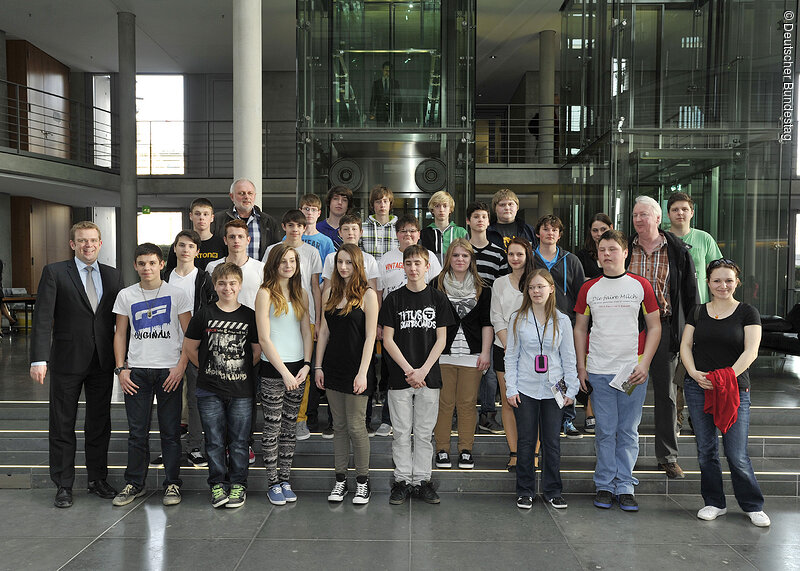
[136,75,184,175]
[137,211,183,246]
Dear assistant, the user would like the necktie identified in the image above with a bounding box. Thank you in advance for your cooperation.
[384,78,388,91]
[85,266,99,312]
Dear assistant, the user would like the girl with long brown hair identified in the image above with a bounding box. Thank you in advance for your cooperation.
[315,244,379,504]
[433,239,493,470]
[255,243,313,506]
[505,269,579,509]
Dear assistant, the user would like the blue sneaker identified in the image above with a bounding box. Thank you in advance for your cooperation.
[267,483,286,506]
[617,493,639,512]
[280,481,297,503]
[593,490,613,509]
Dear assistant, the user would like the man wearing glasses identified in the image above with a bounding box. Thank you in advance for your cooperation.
[212,178,281,261]
[626,196,699,481]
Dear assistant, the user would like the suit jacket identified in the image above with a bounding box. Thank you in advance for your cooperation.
[370,78,401,122]
[31,259,123,375]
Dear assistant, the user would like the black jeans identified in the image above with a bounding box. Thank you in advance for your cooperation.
[513,393,562,499]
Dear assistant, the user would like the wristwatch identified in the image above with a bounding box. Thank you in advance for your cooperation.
[114,366,127,375]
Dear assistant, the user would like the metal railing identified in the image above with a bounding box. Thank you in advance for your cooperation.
[0,79,115,170]
[475,104,561,166]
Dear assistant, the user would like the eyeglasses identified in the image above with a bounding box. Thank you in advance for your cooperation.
[301,207,319,213]
[397,228,419,235]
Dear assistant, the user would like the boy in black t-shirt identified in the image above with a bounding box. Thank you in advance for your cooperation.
[379,245,455,505]
[183,262,260,509]
[165,198,228,274]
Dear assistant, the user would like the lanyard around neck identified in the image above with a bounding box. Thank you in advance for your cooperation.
[532,311,544,355]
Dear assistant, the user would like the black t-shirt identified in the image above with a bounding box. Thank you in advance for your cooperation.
[378,285,456,390]
[687,302,761,389]
[185,303,258,398]
[166,234,228,273]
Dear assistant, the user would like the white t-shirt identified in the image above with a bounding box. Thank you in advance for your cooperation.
[113,281,192,369]
[168,267,197,315]
[376,247,442,300]
[264,242,322,324]
[321,250,379,282]
[206,257,264,311]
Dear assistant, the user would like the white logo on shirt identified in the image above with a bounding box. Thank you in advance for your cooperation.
[399,308,436,330]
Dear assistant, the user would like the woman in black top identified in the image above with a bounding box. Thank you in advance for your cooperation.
[315,244,379,504]
[679,258,769,527]
[575,213,612,280]
[433,239,493,470]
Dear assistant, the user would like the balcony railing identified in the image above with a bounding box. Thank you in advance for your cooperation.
[475,104,561,166]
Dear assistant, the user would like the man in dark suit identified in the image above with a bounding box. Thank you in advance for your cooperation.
[369,61,401,126]
[30,221,123,508]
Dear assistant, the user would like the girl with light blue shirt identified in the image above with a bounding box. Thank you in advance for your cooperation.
[505,269,579,510]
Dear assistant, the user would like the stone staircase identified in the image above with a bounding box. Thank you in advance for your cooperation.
[1,398,798,496]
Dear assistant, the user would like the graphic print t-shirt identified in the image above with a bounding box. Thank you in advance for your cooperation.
[378,285,456,390]
[185,303,258,398]
[113,282,192,368]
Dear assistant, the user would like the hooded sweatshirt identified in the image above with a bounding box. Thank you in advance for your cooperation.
[421,222,468,264]
[533,246,586,324]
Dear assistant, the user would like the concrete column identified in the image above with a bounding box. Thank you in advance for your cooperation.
[233,0,263,205]
[0,30,8,148]
[539,30,556,164]
[118,12,137,284]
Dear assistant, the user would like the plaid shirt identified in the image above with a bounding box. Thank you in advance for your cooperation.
[232,210,261,260]
[361,215,398,258]
[629,233,671,317]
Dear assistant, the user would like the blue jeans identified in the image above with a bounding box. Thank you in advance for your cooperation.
[124,368,183,488]
[590,372,647,495]
[197,394,252,488]
[513,393,562,499]
[479,353,498,414]
[683,378,764,512]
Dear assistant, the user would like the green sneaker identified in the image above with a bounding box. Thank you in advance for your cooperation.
[210,484,228,508]
[227,484,246,509]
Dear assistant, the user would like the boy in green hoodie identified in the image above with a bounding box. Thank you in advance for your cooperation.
[421,191,468,264]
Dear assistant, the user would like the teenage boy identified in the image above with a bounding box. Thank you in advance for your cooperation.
[362,185,399,258]
[166,230,217,468]
[322,214,379,291]
[573,230,661,512]
[165,198,228,274]
[486,188,538,251]
[317,186,353,247]
[379,244,455,505]
[375,215,442,437]
[533,214,586,438]
[112,243,193,507]
[206,220,265,311]
[299,193,337,277]
[667,192,722,304]
[465,201,508,434]
[183,262,261,509]
[264,210,323,440]
[421,190,468,264]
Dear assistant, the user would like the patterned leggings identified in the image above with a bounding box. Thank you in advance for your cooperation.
[260,376,305,485]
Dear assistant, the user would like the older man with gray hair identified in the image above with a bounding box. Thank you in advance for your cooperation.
[625,195,699,480]
[212,178,281,260]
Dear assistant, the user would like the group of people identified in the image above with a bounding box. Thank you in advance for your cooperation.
[29,180,770,526]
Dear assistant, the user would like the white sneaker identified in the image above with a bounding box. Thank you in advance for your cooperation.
[697,505,727,521]
[746,511,771,527]
[296,420,311,441]
[376,423,392,437]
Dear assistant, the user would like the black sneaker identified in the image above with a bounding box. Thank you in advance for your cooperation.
[389,480,411,505]
[416,480,440,504]
[187,448,208,467]
[321,422,334,439]
[617,493,639,512]
[478,412,505,434]
[150,455,163,466]
[352,476,371,505]
[548,496,568,509]
[516,495,533,509]
[328,475,348,502]
[457,450,474,469]
[435,450,451,469]
[593,490,613,509]
[210,484,228,508]
[562,420,583,439]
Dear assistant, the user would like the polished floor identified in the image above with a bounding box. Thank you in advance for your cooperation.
[2,330,800,570]
[3,489,800,571]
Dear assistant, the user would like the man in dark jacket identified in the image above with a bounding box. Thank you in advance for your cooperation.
[211,178,281,260]
[625,196,699,480]
[486,188,539,251]
[30,221,123,508]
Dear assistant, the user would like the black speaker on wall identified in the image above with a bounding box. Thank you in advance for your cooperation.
[329,159,363,190]
[415,159,447,193]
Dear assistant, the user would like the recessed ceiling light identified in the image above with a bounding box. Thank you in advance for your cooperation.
[490,55,497,59]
